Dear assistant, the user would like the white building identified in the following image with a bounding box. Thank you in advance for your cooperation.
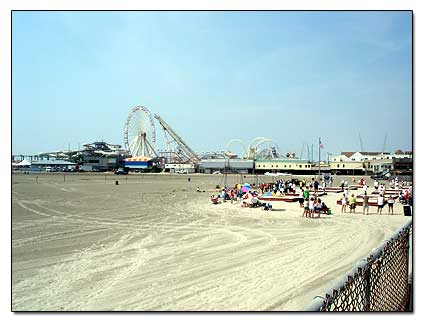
[332,151,412,162]
[165,163,196,174]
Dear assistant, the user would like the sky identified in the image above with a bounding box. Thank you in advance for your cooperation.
[12,10,412,159]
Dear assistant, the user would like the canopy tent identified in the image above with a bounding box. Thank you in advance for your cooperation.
[16,160,31,167]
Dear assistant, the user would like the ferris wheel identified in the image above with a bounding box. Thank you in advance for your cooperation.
[124,106,158,157]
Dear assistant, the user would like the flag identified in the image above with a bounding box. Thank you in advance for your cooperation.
[319,138,324,149]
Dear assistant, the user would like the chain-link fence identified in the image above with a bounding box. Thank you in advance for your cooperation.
[306,220,412,311]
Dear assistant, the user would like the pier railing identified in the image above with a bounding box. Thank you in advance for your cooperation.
[306,220,412,311]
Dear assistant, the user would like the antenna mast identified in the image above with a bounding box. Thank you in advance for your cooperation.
[358,133,364,152]
[382,133,388,153]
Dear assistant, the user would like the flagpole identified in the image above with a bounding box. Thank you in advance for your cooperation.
[318,137,321,179]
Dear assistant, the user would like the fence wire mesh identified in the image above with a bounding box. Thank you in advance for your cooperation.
[307,220,412,312]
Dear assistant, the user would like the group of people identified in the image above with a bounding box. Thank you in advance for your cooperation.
[302,197,329,218]
[338,177,408,215]
[210,184,273,210]
[340,193,358,214]
[209,175,411,217]
[259,180,299,195]
[211,185,247,204]
[298,186,330,218]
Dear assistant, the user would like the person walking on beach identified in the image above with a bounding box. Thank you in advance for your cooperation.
[363,191,370,215]
[377,194,384,215]
[341,193,347,213]
[349,194,356,214]
[387,195,394,214]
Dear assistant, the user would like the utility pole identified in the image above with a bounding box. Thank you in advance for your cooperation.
[311,144,314,163]
[300,142,305,160]
[359,133,364,152]
[382,133,388,154]
[223,155,228,187]
[318,138,321,179]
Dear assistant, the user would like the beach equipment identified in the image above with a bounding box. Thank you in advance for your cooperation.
[258,195,299,202]
[324,187,344,193]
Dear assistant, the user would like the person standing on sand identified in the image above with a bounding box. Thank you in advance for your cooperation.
[387,195,394,214]
[303,198,309,217]
[377,194,384,215]
[341,193,347,213]
[363,192,370,215]
[343,186,349,199]
[349,194,356,214]
[298,188,304,208]
[315,198,322,218]
[309,198,315,218]
[303,186,310,201]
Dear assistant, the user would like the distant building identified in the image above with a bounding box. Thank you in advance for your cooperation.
[30,160,76,171]
[329,150,412,175]
[67,141,128,171]
[199,159,254,174]
[332,151,412,162]
[165,163,196,174]
[123,156,153,169]
[255,159,313,174]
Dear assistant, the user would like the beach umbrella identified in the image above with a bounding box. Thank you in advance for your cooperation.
[241,185,251,192]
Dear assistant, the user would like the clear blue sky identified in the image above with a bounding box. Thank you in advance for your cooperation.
[12,11,412,159]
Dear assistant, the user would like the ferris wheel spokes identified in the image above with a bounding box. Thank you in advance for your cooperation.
[124,106,157,158]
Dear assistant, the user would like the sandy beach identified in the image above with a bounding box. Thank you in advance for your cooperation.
[12,173,411,311]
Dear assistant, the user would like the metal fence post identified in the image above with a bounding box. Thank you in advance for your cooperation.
[364,258,372,311]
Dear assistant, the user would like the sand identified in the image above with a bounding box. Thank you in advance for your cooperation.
[11,173,412,311]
